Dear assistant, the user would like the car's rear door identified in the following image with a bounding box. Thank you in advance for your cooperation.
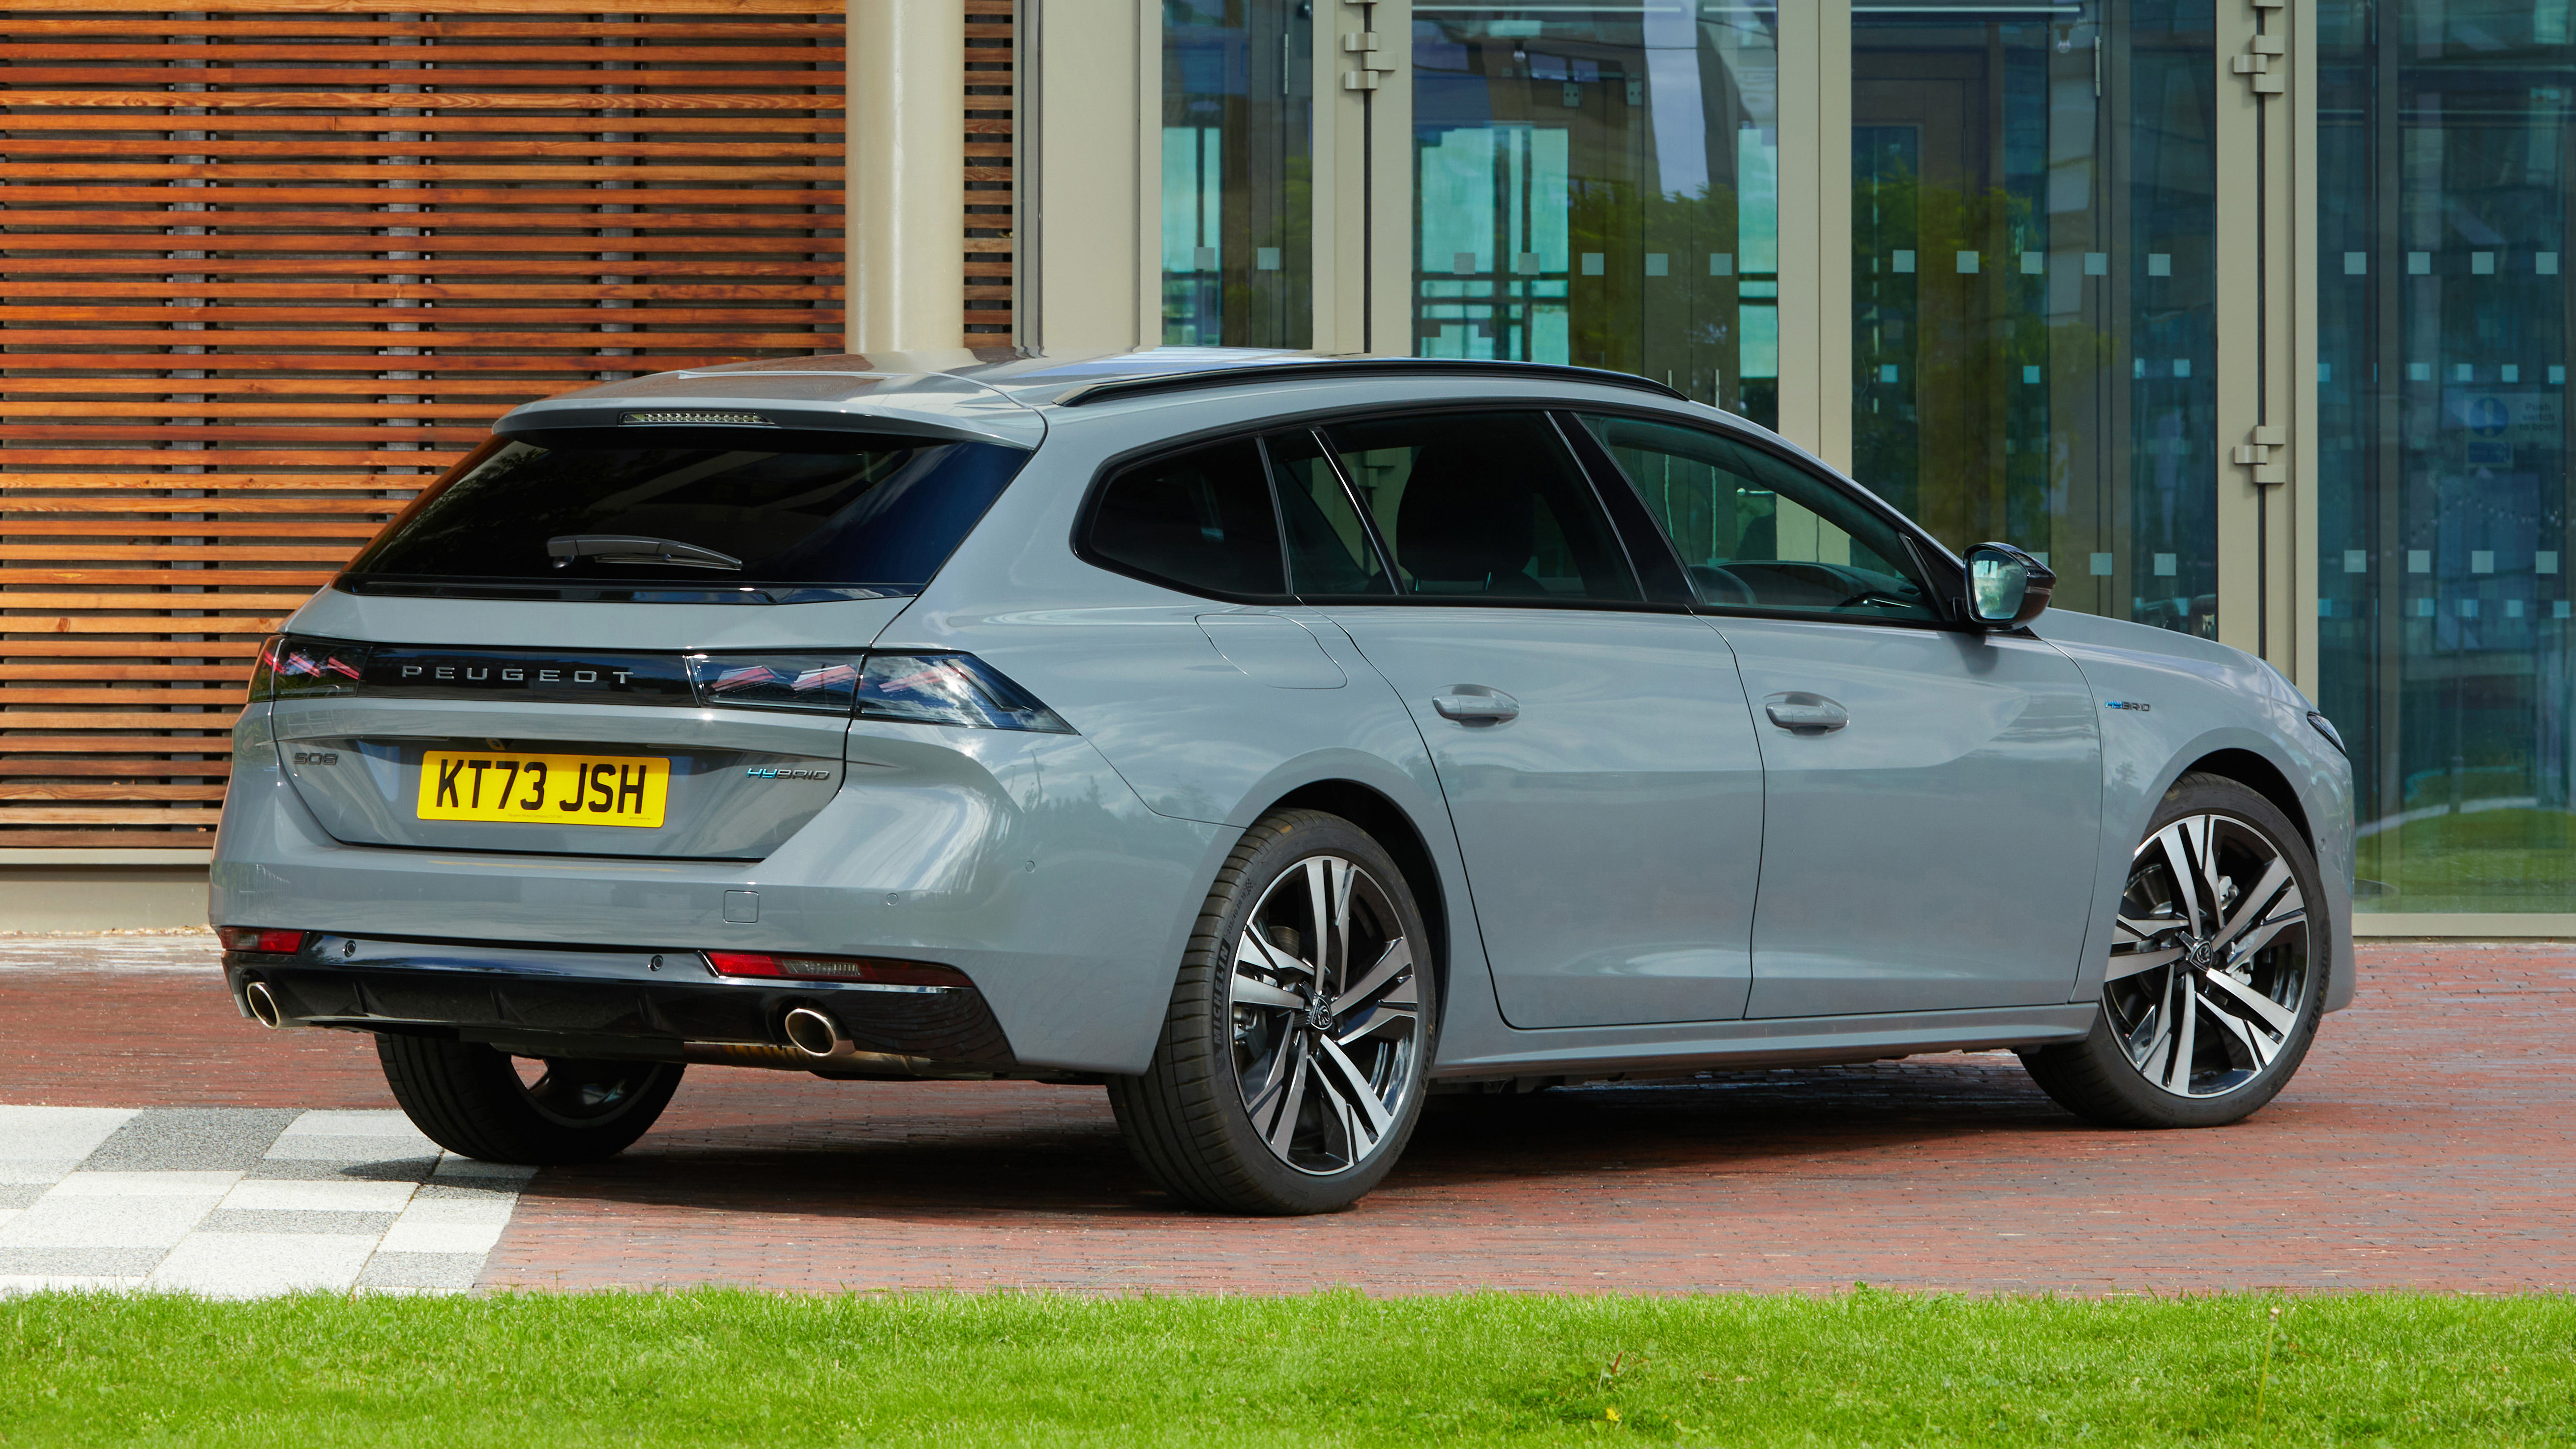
[1574,412,2103,1018]
[1300,409,1767,1029]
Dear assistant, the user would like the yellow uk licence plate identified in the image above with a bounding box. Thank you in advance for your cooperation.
[415,750,670,828]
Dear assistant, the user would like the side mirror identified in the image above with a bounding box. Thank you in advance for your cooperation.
[1964,542,2056,629]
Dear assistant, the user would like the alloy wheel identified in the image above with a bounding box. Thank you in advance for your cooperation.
[1226,854,1421,1175]
[2104,812,2311,1099]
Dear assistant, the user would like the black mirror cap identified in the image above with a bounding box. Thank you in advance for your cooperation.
[1963,542,2056,629]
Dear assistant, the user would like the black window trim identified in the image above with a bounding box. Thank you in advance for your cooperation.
[1550,409,1713,608]
[1072,403,1693,616]
[1281,426,1401,600]
[1560,402,1982,634]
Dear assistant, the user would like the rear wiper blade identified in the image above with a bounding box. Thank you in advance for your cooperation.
[546,534,743,571]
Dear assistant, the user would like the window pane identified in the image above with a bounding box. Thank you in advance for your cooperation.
[1327,413,1641,602]
[1163,1,1312,347]
[1579,414,1937,621]
[2319,0,2576,914]
[1267,431,1391,595]
[348,431,1029,591]
[1085,440,1286,596]
[1854,3,2217,636]
[1409,3,1779,426]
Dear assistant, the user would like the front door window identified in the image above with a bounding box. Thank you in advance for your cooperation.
[1577,412,1941,622]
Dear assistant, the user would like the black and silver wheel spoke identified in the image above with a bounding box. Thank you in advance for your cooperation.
[1312,1035,1395,1161]
[1227,852,1419,1176]
[2102,811,2311,1100]
[2217,857,2306,968]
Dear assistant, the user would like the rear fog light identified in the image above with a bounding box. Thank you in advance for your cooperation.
[701,951,970,988]
[217,927,309,954]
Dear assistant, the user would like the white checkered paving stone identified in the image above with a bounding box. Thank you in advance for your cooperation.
[0,1105,532,1297]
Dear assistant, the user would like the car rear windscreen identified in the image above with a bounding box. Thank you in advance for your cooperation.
[343,426,1031,599]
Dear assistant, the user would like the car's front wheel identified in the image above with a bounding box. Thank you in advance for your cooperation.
[2021,771,2328,1128]
[1109,808,1435,1214]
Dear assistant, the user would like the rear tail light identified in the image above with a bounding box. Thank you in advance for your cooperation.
[853,653,1074,733]
[268,637,367,700]
[683,654,864,714]
[252,638,1073,732]
[685,651,1073,733]
[702,951,972,989]
[217,927,309,954]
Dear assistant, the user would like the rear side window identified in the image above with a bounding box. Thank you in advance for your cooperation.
[1083,439,1288,597]
[347,427,1029,596]
[1325,412,1641,603]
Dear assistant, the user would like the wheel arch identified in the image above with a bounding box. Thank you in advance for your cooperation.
[2178,746,2313,852]
[1264,778,1451,1017]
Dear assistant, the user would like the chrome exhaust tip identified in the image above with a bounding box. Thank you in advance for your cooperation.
[243,979,284,1030]
[780,1005,846,1059]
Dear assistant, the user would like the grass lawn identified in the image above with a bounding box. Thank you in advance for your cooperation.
[4,1288,2571,1446]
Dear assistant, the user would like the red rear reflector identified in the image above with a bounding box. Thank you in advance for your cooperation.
[701,951,969,987]
[217,927,308,954]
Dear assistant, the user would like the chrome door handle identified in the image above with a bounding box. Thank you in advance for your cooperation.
[1763,692,1848,733]
[1432,689,1519,724]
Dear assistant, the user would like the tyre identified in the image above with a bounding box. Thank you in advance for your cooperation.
[376,1034,682,1166]
[1108,808,1436,1214]
[2022,771,2328,1128]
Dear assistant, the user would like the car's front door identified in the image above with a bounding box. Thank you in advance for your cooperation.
[1293,411,1767,1030]
[1576,412,2103,1018]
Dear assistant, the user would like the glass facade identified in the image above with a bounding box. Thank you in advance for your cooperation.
[2319,0,2576,913]
[1162,0,1314,348]
[1852,0,2218,633]
[1407,2,1781,428]
[1138,0,2576,918]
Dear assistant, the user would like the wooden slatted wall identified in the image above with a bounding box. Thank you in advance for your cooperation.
[0,0,845,851]
[963,0,1009,339]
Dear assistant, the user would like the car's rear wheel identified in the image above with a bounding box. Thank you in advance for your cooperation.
[1109,808,1435,1214]
[376,1034,682,1165]
[2021,772,2327,1127]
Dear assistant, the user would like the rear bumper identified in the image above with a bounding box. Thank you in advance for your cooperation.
[225,935,1020,1078]
[214,702,1229,1074]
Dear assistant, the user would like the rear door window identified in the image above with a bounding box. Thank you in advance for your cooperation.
[1082,438,1288,597]
[346,426,1030,596]
[1324,412,1641,603]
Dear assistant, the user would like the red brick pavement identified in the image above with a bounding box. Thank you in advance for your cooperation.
[7,943,2572,1294]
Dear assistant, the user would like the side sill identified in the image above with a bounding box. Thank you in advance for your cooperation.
[1428,1004,2098,1080]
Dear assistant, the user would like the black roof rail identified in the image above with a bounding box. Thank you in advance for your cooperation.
[1050,358,1690,408]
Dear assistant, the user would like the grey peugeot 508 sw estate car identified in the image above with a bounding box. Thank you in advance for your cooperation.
[213,350,2354,1215]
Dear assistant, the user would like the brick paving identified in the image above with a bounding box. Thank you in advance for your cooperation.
[4,937,2570,1295]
